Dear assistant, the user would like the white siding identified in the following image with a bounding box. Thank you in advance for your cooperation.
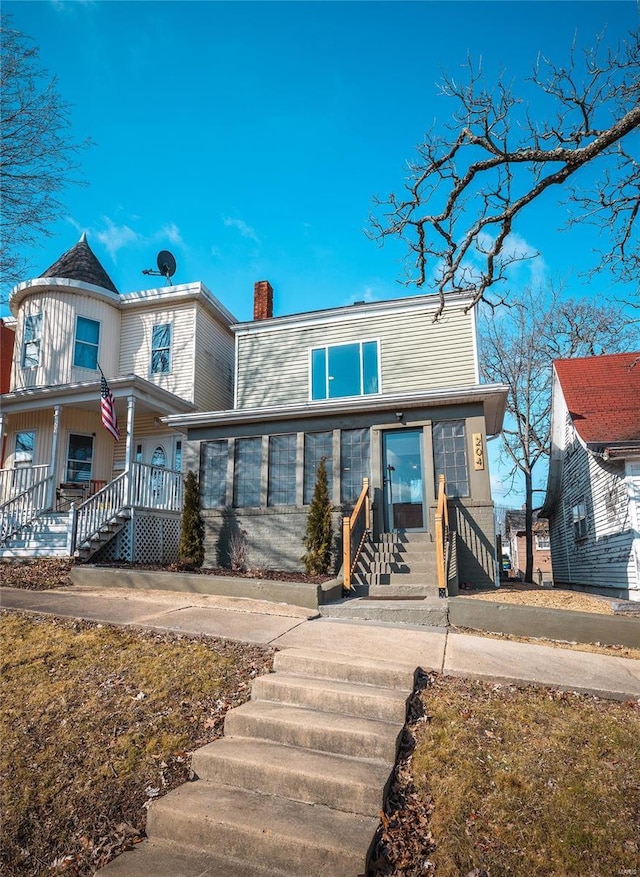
[120,302,196,402]
[193,305,234,411]
[11,290,121,389]
[235,303,476,409]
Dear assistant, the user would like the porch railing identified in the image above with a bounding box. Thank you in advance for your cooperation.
[0,465,49,506]
[131,462,183,511]
[72,472,128,554]
[435,474,450,597]
[342,477,370,591]
[0,473,54,544]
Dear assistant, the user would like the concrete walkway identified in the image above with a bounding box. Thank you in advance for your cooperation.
[2,584,639,700]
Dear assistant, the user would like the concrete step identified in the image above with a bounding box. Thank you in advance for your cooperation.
[146,781,378,877]
[99,838,292,876]
[224,700,402,763]
[251,672,409,723]
[273,647,415,690]
[192,736,391,817]
[320,598,448,627]
[368,583,439,597]
[0,546,70,558]
[370,573,437,586]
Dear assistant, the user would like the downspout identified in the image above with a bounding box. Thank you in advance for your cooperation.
[48,405,61,510]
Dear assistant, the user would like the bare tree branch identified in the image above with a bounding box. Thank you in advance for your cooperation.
[0,14,92,296]
[369,30,640,319]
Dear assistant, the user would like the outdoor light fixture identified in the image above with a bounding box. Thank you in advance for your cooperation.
[395,412,404,422]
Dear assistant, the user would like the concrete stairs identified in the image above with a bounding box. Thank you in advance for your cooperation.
[0,512,70,558]
[99,646,415,876]
[354,532,439,598]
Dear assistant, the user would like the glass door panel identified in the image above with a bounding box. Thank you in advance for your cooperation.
[382,429,425,532]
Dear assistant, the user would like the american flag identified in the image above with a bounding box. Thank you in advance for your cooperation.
[100,373,120,441]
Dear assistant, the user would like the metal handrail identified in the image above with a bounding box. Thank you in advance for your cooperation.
[342,477,370,591]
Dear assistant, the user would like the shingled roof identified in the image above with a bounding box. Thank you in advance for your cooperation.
[40,233,119,294]
[555,352,640,446]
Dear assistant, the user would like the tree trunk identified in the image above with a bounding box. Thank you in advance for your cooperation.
[524,469,534,583]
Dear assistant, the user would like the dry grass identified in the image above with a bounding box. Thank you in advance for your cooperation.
[0,611,273,877]
[459,581,618,615]
[375,674,640,877]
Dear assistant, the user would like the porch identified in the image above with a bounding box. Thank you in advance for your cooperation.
[0,462,183,563]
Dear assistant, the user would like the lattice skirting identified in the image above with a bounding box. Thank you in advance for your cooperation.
[92,511,181,565]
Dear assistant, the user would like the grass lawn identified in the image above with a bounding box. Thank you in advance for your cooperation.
[0,611,273,877]
[375,673,640,876]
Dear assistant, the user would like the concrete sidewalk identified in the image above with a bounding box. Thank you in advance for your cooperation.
[1,584,639,701]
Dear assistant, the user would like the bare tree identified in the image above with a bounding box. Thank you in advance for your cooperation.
[369,30,639,319]
[479,286,637,582]
[1,15,91,293]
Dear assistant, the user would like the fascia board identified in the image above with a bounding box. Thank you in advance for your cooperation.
[10,277,121,315]
[231,291,474,336]
[120,282,238,326]
[164,382,508,432]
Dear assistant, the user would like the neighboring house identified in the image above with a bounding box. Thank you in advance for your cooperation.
[540,352,640,602]
[0,319,15,396]
[166,282,509,589]
[504,508,553,584]
[0,235,237,561]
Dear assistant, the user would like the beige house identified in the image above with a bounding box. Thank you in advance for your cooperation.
[0,235,236,561]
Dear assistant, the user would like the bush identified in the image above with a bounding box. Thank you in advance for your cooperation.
[179,470,204,569]
[302,458,333,575]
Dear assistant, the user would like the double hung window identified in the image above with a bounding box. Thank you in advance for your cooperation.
[267,434,296,506]
[15,431,35,467]
[201,440,228,508]
[66,434,93,483]
[22,314,42,367]
[151,323,172,374]
[233,437,262,507]
[304,431,334,504]
[572,500,587,540]
[73,317,100,370]
[311,340,379,400]
[433,420,469,497]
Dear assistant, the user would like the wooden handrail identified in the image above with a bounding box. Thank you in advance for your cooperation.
[435,474,448,596]
[342,477,370,591]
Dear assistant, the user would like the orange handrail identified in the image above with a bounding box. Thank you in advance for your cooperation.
[342,477,370,591]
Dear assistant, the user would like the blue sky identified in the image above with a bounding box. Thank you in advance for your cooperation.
[3,0,638,506]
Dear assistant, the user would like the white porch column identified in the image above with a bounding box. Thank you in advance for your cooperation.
[48,405,62,509]
[0,412,5,463]
[125,395,136,505]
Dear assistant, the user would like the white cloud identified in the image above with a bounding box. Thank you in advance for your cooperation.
[223,216,261,244]
[158,223,183,246]
[95,218,140,259]
[344,286,381,306]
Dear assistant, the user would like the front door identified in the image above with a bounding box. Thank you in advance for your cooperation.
[382,428,425,532]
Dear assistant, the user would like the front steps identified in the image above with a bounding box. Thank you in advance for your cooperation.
[0,512,70,558]
[353,532,440,599]
[100,646,415,876]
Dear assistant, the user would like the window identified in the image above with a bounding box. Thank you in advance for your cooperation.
[304,431,334,504]
[22,314,42,367]
[433,420,469,497]
[311,340,379,400]
[66,434,93,483]
[73,316,100,370]
[268,434,297,506]
[233,437,262,507]
[340,428,370,503]
[535,533,550,550]
[201,441,228,508]
[15,431,35,466]
[151,323,172,374]
[572,500,587,540]
[174,440,182,472]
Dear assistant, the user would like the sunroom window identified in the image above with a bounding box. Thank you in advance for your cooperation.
[151,323,172,374]
[22,314,42,367]
[311,340,379,401]
[73,316,100,370]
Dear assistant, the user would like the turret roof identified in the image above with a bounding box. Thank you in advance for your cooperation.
[40,233,119,294]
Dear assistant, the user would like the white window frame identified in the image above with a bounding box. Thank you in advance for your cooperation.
[151,322,172,374]
[309,339,380,401]
[572,499,587,541]
[535,533,550,550]
[14,430,36,467]
[73,315,100,371]
[22,313,42,368]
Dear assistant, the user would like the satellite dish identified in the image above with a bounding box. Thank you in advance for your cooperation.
[142,250,177,285]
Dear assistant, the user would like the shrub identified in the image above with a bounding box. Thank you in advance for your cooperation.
[302,457,333,575]
[179,470,204,568]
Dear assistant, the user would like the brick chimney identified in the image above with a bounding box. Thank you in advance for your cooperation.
[253,280,273,320]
